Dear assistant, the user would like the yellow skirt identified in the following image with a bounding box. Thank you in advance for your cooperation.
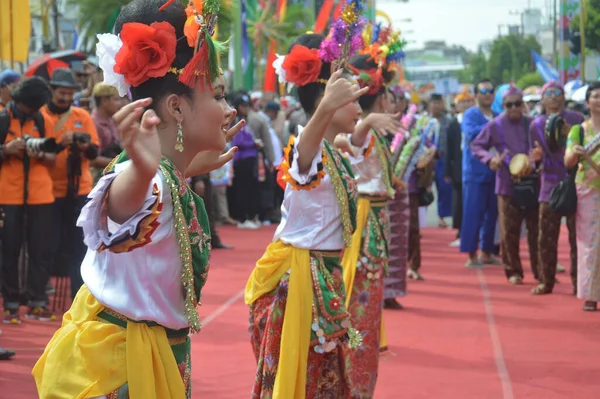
[32,285,187,399]
[341,197,388,350]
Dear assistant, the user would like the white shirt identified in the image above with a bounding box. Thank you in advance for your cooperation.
[349,131,392,198]
[78,161,188,330]
[274,127,345,250]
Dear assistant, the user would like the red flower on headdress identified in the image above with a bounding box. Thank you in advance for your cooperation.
[349,66,383,96]
[114,22,177,87]
[282,45,323,87]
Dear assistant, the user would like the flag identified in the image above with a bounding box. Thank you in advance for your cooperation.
[314,0,335,34]
[263,0,288,92]
[531,50,559,82]
[241,0,251,72]
[0,0,31,63]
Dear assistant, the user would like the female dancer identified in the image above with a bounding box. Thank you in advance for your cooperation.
[565,81,600,311]
[33,1,241,397]
[246,31,369,398]
[340,35,405,397]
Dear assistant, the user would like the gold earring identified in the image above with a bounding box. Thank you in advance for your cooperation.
[175,121,184,152]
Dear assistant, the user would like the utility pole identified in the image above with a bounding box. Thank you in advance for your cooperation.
[552,0,557,65]
[52,0,60,50]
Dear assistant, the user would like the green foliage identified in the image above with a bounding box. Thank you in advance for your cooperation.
[69,0,233,52]
[456,34,542,85]
[516,72,545,89]
[571,0,600,53]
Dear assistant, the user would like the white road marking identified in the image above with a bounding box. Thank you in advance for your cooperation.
[476,269,514,399]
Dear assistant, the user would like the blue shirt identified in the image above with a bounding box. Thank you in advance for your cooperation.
[461,106,497,183]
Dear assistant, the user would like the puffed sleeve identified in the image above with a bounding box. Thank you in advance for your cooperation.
[77,160,165,253]
[279,126,326,190]
[346,130,376,165]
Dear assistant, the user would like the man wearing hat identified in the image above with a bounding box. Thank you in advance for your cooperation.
[41,69,100,302]
[471,85,542,285]
[529,81,584,295]
[0,69,20,111]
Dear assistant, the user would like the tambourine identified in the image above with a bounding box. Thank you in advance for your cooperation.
[545,113,568,152]
[509,153,532,177]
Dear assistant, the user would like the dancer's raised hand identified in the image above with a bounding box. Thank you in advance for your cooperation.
[113,98,161,179]
[321,69,369,113]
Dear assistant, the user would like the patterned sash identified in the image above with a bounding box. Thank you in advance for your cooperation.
[370,129,395,197]
[105,153,211,333]
[323,141,358,247]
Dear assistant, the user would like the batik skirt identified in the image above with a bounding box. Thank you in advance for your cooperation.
[342,198,389,398]
[386,188,409,299]
[249,249,353,399]
[576,184,600,301]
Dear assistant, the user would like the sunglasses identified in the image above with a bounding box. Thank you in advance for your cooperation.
[544,88,563,97]
[504,100,523,109]
[479,88,495,95]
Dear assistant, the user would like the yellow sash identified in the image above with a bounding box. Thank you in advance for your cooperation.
[32,285,186,399]
[245,241,313,399]
[341,197,388,351]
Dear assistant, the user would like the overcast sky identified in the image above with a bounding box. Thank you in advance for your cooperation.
[377,0,552,50]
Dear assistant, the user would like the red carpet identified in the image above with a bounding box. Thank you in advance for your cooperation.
[1,225,598,398]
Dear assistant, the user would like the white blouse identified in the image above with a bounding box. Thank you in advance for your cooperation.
[77,160,189,330]
[274,127,367,250]
[349,131,392,198]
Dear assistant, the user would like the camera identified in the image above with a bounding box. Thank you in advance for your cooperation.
[73,133,91,145]
[22,135,58,153]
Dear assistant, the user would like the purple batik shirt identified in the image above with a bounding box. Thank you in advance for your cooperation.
[529,109,585,203]
[231,125,258,162]
[471,114,533,197]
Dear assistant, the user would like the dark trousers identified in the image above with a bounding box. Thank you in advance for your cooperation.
[498,195,539,280]
[233,157,259,222]
[197,175,222,246]
[408,194,421,271]
[452,182,462,235]
[1,204,54,309]
[52,196,87,299]
[538,202,577,289]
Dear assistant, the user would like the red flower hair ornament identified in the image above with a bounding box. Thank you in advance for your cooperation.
[114,21,177,87]
[282,45,324,87]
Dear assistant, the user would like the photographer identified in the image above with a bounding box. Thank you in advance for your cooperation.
[0,77,56,324]
[41,69,99,300]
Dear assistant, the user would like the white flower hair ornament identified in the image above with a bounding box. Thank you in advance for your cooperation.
[96,33,130,97]
[273,54,295,93]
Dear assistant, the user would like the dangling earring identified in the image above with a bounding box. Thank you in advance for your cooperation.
[175,121,184,152]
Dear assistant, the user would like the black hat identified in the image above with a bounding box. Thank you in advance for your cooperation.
[49,68,80,89]
[233,93,251,107]
[265,101,280,112]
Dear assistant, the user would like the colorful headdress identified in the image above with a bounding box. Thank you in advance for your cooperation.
[273,0,365,91]
[96,0,224,97]
[360,23,406,68]
[349,66,384,95]
[455,86,474,104]
[318,0,365,68]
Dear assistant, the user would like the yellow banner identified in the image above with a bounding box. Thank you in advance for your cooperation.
[0,0,32,63]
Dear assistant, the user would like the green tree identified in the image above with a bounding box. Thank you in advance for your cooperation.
[516,72,545,89]
[69,0,233,52]
[486,34,541,85]
[571,0,600,53]
[456,50,487,83]
[246,2,312,88]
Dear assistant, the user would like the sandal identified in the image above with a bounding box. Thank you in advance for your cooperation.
[508,276,523,285]
[407,269,424,281]
[583,301,597,312]
[531,283,553,295]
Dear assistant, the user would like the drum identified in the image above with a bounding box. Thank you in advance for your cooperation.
[509,153,531,177]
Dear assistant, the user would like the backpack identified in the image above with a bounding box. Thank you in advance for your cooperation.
[0,106,46,146]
